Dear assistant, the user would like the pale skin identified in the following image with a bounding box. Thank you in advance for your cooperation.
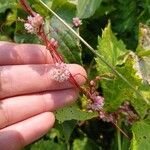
[0,42,86,150]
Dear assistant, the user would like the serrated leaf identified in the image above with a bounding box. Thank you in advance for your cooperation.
[77,0,102,19]
[55,103,98,123]
[96,23,127,75]
[96,23,149,116]
[131,119,150,150]
[102,53,141,112]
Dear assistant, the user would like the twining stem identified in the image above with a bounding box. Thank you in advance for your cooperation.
[38,0,149,105]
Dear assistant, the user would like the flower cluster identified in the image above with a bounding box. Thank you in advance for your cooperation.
[87,77,105,111]
[72,17,82,27]
[99,112,114,123]
[88,95,104,111]
[24,13,44,34]
[118,101,139,125]
[49,63,71,82]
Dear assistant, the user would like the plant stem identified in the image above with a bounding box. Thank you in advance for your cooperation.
[38,0,149,105]
[117,127,122,150]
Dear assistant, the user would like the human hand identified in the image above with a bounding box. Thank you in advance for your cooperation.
[0,42,86,150]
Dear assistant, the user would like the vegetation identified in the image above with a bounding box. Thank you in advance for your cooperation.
[0,0,150,149]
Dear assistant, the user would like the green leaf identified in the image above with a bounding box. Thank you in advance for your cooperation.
[96,22,127,75]
[77,0,102,19]
[48,0,82,64]
[131,119,150,150]
[55,103,98,123]
[131,82,150,118]
[0,0,17,13]
[73,137,100,150]
[26,139,67,150]
[96,23,149,116]
[51,0,67,11]
[60,120,77,142]
[101,53,141,112]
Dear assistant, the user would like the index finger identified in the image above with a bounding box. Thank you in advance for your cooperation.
[0,42,53,65]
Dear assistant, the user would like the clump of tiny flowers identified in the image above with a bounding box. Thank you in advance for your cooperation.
[99,112,114,123]
[118,101,139,125]
[87,77,105,111]
[49,62,71,82]
[88,95,104,111]
[24,13,44,34]
[72,17,82,27]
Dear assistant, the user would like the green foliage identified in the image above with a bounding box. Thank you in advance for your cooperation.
[49,0,82,64]
[96,23,149,117]
[72,137,100,150]
[96,22,127,75]
[26,140,67,150]
[55,103,98,123]
[1,0,150,150]
[77,0,102,19]
[0,0,17,13]
[131,119,150,150]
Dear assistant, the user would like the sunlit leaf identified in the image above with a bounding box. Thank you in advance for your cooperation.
[96,22,127,75]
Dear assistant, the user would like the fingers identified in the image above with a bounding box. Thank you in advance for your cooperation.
[0,112,55,150]
[0,88,78,129]
[0,64,86,99]
[0,42,53,65]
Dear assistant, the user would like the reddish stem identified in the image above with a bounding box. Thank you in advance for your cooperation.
[19,0,35,16]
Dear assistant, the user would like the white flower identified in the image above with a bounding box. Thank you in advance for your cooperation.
[49,63,70,82]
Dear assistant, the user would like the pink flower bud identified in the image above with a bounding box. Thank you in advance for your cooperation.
[50,38,58,48]
[24,13,44,34]
[95,96,104,104]
[24,23,36,34]
[90,80,95,86]
[27,14,43,27]
[72,17,82,27]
